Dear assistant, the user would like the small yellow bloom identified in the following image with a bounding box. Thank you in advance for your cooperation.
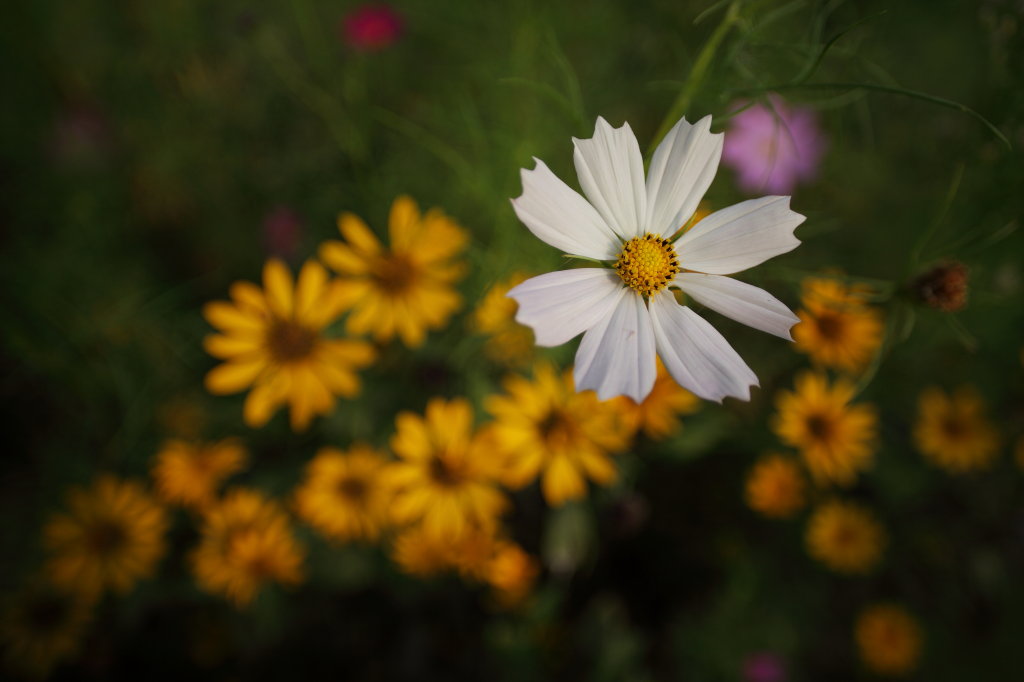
[485,541,539,608]
[744,454,806,519]
[386,398,508,541]
[293,444,391,543]
[485,364,632,506]
[151,438,248,510]
[913,386,1000,474]
[472,272,535,367]
[792,277,883,372]
[203,259,376,431]
[772,371,877,486]
[44,476,168,597]
[390,525,451,578]
[1,584,94,678]
[191,489,304,607]
[612,361,700,440]
[855,604,923,676]
[806,499,885,574]
[320,196,468,347]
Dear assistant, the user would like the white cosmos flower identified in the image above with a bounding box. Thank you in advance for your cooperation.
[508,115,805,403]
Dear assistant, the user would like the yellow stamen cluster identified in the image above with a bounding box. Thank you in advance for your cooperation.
[614,234,680,296]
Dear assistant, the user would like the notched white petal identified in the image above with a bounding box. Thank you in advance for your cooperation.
[648,293,758,403]
[511,158,619,260]
[572,117,647,240]
[674,195,805,275]
[645,115,723,238]
[508,269,627,347]
[573,293,656,402]
[673,273,799,340]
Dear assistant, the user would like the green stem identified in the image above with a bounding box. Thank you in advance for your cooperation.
[648,0,741,156]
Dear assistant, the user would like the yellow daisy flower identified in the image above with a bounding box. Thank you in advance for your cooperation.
[485,363,632,506]
[151,438,248,510]
[805,499,885,574]
[1,584,94,678]
[203,259,376,431]
[293,444,391,543]
[792,277,883,372]
[772,371,878,486]
[191,489,304,607]
[855,604,923,676]
[44,476,168,597]
[320,196,468,347]
[913,386,1000,473]
[390,525,450,578]
[612,360,700,440]
[471,272,535,367]
[744,454,806,519]
[386,398,508,541]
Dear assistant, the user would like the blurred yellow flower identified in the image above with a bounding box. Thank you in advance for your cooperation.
[191,489,304,607]
[744,454,806,519]
[772,371,877,486]
[203,259,375,431]
[855,604,923,676]
[1,584,94,678]
[472,272,535,367]
[485,364,631,506]
[806,499,885,574]
[913,386,999,473]
[390,525,450,578]
[320,196,468,347]
[44,476,167,597]
[151,438,248,510]
[293,444,391,543]
[485,541,539,608]
[792,277,883,372]
[386,398,508,541]
[612,360,700,440]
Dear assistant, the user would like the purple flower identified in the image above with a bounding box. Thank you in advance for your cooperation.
[262,206,303,261]
[722,96,826,194]
[742,651,787,682]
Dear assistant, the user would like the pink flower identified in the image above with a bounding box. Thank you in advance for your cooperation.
[742,652,787,682]
[262,206,303,261]
[341,4,403,51]
[722,96,826,194]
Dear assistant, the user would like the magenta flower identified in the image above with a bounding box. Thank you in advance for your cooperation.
[722,96,826,194]
[742,652,787,682]
[341,4,403,51]
[262,206,303,261]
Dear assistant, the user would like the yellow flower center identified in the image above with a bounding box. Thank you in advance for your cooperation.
[614,234,680,296]
[266,320,316,363]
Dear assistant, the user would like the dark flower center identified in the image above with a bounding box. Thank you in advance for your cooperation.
[428,456,463,487]
[805,413,835,441]
[266,320,316,362]
[337,476,368,501]
[373,254,416,294]
[88,519,127,554]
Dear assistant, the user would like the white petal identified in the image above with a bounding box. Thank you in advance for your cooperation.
[674,196,805,274]
[572,117,647,240]
[674,273,799,340]
[573,292,656,402]
[648,292,758,403]
[508,269,627,347]
[512,158,620,260]
[645,115,723,237]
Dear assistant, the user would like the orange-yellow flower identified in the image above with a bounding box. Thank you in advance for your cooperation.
[485,364,631,506]
[855,604,923,676]
[320,196,468,347]
[792,276,883,372]
[744,454,806,519]
[471,272,535,367]
[203,259,375,431]
[805,499,885,574]
[151,438,247,510]
[772,371,877,486]
[612,361,700,440]
[913,386,999,473]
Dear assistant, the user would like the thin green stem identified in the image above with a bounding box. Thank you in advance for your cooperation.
[648,1,741,156]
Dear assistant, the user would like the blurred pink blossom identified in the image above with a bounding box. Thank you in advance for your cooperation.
[742,651,787,682]
[341,4,404,51]
[262,206,303,261]
[722,96,826,194]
